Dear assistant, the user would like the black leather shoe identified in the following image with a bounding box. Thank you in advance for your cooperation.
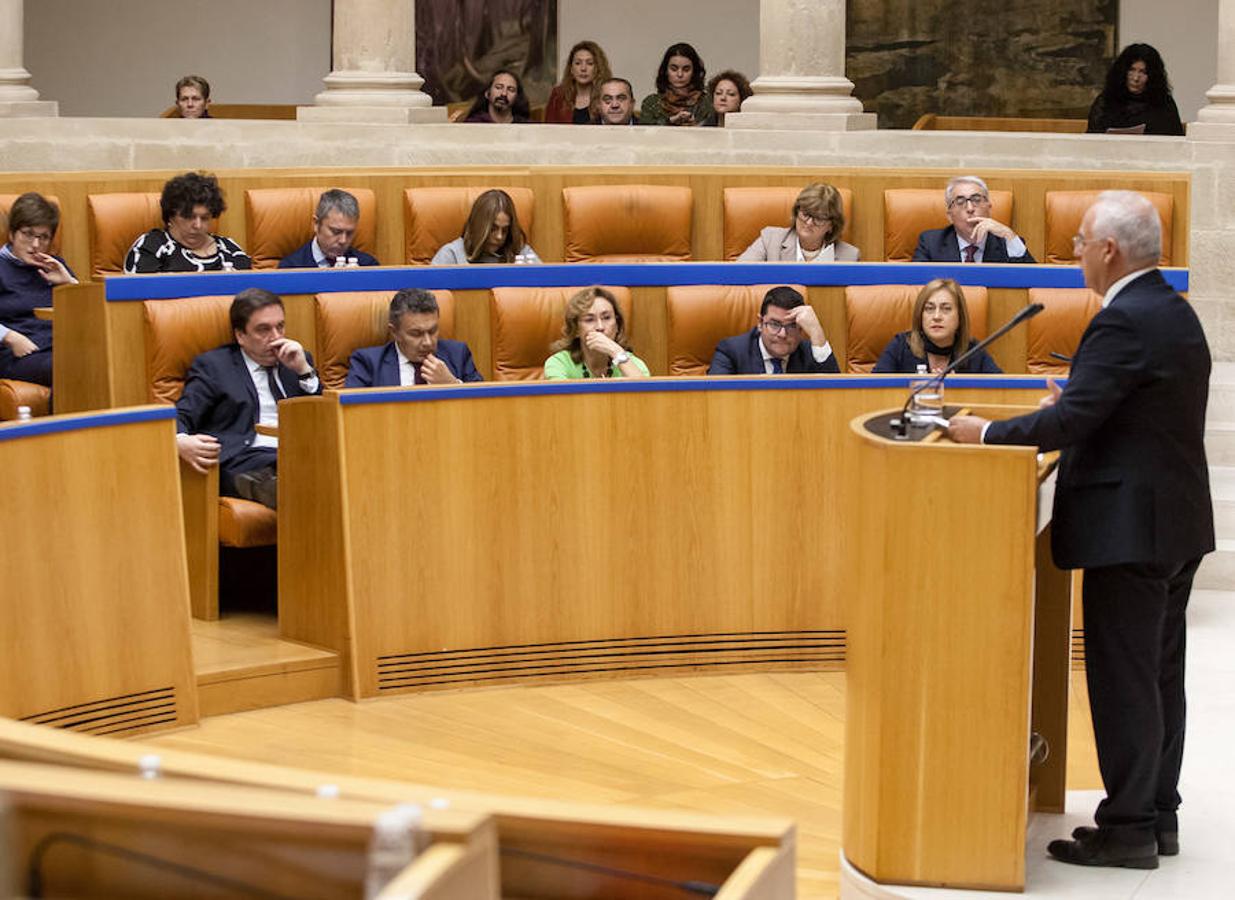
[1048,831,1158,869]
[233,467,278,510]
[1072,825,1179,856]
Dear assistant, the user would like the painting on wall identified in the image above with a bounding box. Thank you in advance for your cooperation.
[416,0,558,109]
[846,0,1118,128]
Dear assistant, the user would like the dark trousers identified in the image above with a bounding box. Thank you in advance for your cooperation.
[1082,556,1201,842]
[0,345,52,386]
[220,446,277,498]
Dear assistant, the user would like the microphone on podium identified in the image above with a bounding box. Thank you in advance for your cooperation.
[891,302,1045,439]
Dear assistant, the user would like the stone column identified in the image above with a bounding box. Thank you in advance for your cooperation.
[0,0,57,117]
[726,0,873,131]
[298,0,444,123]
[1192,0,1235,138]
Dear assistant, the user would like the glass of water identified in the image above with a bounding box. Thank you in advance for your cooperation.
[908,376,944,424]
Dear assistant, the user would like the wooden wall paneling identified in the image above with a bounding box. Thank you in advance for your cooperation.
[180,463,220,621]
[807,286,847,370]
[0,413,198,734]
[277,395,358,699]
[52,281,113,413]
[986,287,1030,374]
[452,288,494,380]
[629,285,667,375]
[296,383,1050,698]
[846,413,1041,889]
[1030,522,1073,814]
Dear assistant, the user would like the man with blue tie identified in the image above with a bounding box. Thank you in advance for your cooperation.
[175,288,321,509]
[913,176,1035,264]
[708,286,840,375]
[346,288,483,387]
[277,189,380,269]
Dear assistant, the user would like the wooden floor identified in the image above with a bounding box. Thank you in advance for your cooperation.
[148,668,1102,898]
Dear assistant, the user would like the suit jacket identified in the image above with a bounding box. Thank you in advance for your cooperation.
[738,226,861,262]
[345,340,483,388]
[175,344,322,467]
[708,327,840,375]
[985,269,1213,569]
[277,240,379,269]
[872,332,1001,374]
[912,226,1035,264]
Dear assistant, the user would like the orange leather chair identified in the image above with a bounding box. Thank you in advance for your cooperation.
[666,284,808,376]
[562,185,692,262]
[490,286,634,380]
[403,187,536,264]
[883,189,1014,262]
[845,285,990,372]
[1025,288,1102,375]
[721,187,854,261]
[143,295,277,620]
[0,193,60,418]
[245,187,378,269]
[87,192,166,277]
[1043,190,1175,265]
[314,290,456,389]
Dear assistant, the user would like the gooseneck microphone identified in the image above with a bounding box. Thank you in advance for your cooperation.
[891,302,1045,438]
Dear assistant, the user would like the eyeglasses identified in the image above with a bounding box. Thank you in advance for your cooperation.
[761,319,799,335]
[949,193,989,209]
[14,227,53,245]
[1072,233,1102,253]
[796,211,825,227]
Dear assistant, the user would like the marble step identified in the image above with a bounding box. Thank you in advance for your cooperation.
[1206,424,1235,466]
[1207,362,1235,424]
[1210,467,1235,539]
[1195,539,1235,591]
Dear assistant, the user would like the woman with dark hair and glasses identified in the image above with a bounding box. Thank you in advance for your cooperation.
[639,42,713,127]
[873,279,1001,374]
[1087,43,1184,136]
[124,171,251,273]
[1,192,76,388]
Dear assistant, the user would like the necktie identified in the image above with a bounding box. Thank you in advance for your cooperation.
[770,358,784,374]
[413,362,424,385]
[264,366,283,401]
[963,244,977,263]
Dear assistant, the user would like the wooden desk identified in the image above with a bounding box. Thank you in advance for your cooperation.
[0,407,198,735]
[842,406,1072,891]
[277,378,1054,700]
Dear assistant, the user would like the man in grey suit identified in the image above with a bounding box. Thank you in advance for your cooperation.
[949,192,1212,869]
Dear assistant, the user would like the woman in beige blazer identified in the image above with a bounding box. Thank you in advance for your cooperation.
[739,182,860,262]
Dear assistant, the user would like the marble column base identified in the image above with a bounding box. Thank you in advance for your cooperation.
[0,99,58,117]
[725,110,876,131]
[297,105,446,124]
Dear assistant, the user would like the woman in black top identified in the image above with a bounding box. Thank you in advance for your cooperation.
[1086,43,1184,136]
[124,171,251,273]
[873,279,1001,374]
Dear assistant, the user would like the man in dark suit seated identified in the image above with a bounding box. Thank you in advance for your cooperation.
[949,191,1213,869]
[913,175,1035,264]
[175,288,322,509]
[708,286,840,375]
[277,189,380,269]
[345,288,483,387]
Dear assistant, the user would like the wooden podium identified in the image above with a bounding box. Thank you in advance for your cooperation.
[843,406,1073,892]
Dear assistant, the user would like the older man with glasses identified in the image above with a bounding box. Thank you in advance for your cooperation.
[912,175,1035,264]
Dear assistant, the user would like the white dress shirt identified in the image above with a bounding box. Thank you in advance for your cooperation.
[241,350,319,448]
[396,345,420,386]
[758,336,833,374]
[794,238,836,264]
[957,232,1027,262]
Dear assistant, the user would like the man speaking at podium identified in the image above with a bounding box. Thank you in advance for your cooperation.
[948,191,1213,869]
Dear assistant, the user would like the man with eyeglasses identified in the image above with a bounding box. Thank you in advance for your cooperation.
[708,286,839,375]
[949,192,1211,869]
[913,175,1035,264]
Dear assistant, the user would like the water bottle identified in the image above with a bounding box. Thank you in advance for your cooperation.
[347,256,359,268]
[363,804,423,899]
[16,406,32,422]
[908,364,943,424]
[221,260,235,272]
[334,256,348,269]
